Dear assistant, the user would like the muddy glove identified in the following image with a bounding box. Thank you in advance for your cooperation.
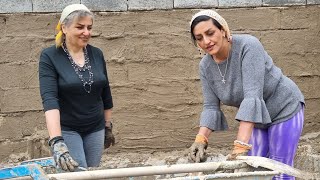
[226,140,252,160]
[189,134,208,163]
[49,136,79,171]
[104,122,115,149]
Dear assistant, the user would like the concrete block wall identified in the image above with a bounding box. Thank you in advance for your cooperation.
[0,0,319,167]
[0,0,320,13]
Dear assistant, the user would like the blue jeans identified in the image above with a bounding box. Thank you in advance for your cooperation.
[62,129,105,168]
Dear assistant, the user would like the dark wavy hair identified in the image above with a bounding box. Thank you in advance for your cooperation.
[190,15,223,46]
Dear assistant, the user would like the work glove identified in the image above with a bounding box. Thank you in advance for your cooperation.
[188,134,208,163]
[104,122,115,149]
[226,140,252,160]
[49,136,79,171]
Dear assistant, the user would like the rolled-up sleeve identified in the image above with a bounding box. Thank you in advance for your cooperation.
[39,51,60,112]
[199,64,228,131]
[235,36,272,124]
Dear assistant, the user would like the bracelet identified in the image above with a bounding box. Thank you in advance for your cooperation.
[234,140,252,148]
[48,136,64,147]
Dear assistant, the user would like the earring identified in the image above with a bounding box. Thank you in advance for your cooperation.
[227,36,232,42]
[223,35,230,42]
[198,48,205,56]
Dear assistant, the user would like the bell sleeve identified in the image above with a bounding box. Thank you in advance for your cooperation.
[199,63,228,131]
[235,36,272,124]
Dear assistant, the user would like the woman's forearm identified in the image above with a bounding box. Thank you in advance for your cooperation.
[198,126,213,138]
[237,121,254,143]
[104,109,112,126]
[45,109,61,139]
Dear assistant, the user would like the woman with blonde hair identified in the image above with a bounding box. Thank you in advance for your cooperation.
[39,4,114,171]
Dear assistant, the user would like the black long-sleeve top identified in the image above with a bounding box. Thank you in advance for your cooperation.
[39,44,113,133]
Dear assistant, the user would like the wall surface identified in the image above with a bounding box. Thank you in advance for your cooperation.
[0,1,319,170]
[0,0,320,13]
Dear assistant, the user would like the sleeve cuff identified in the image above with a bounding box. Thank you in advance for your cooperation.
[103,98,113,109]
[43,99,60,112]
[235,98,272,124]
[200,109,228,131]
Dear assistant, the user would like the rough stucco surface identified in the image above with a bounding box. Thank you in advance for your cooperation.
[0,5,319,173]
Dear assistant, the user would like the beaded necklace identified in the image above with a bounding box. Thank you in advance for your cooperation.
[62,42,94,93]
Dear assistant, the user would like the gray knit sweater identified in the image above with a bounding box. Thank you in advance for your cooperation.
[199,34,304,130]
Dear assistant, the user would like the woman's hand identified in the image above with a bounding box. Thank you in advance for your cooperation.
[227,121,254,160]
[104,123,115,149]
[188,134,208,162]
[226,140,252,160]
[49,136,79,171]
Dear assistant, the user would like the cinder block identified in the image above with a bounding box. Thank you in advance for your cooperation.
[33,0,80,12]
[0,18,5,38]
[0,112,46,141]
[27,138,51,159]
[112,80,201,109]
[127,59,198,82]
[5,14,58,37]
[0,63,39,88]
[174,0,218,8]
[307,0,320,4]
[302,99,320,133]
[128,0,173,10]
[260,29,320,60]
[219,0,262,7]
[1,87,42,113]
[290,76,320,100]
[0,37,42,64]
[263,0,306,6]
[275,53,320,77]
[280,6,320,30]
[104,63,128,84]
[82,0,127,12]
[0,88,4,112]
[0,141,29,161]
[220,8,280,31]
[0,138,50,161]
[0,0,32,13]
[93,10,193,37]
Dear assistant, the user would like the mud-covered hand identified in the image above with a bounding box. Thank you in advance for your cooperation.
[226,140,252,160]
[189,134,208,163]
[49,136,79,171]
[104,123,115,149]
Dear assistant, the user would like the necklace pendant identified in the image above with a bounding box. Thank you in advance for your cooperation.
[84,84,92,93]
[222,78,226,84]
